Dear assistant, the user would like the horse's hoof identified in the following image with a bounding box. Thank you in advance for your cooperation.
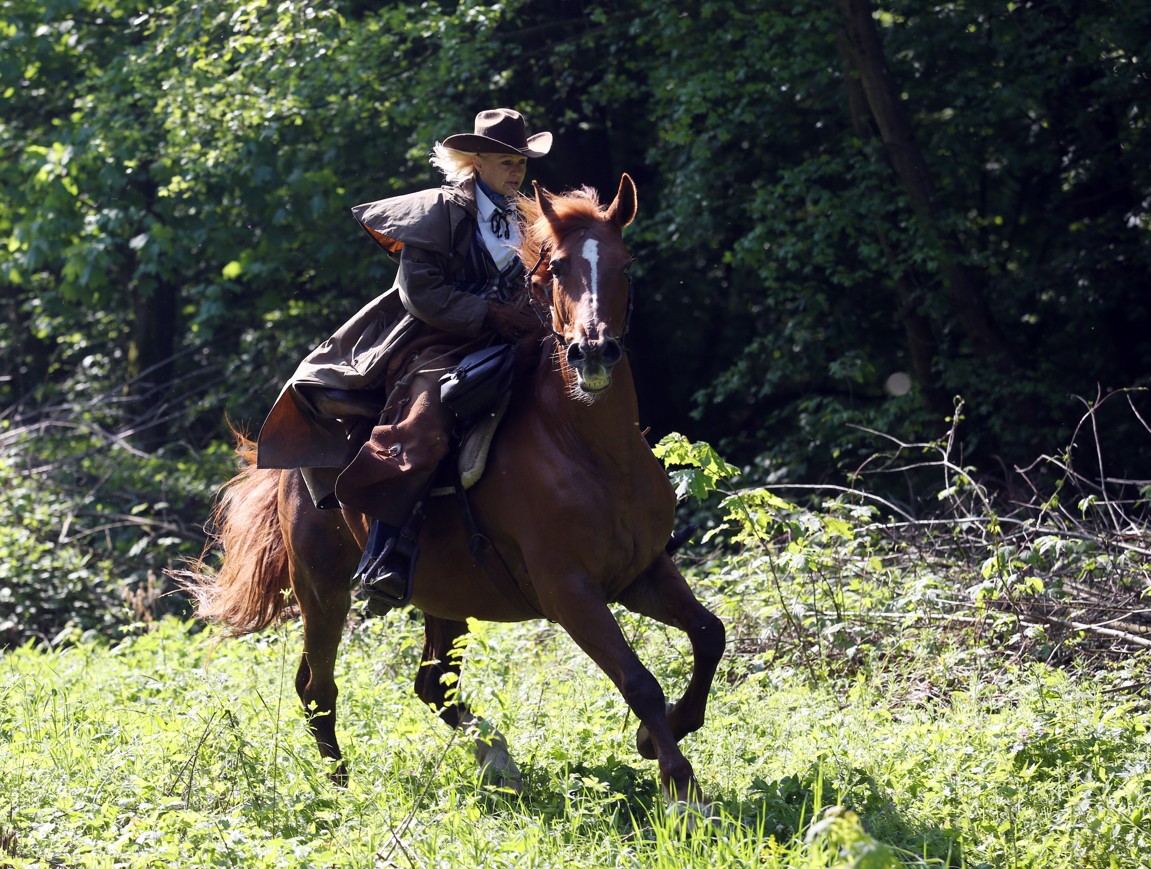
[482,767,524,794]
[328,761,349,788]
[471,727,523,794]
[666,799,720,835]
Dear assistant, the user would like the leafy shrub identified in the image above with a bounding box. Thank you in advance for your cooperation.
[656,426,1151,683]
[0,451,122,646]
[0,410,234,648]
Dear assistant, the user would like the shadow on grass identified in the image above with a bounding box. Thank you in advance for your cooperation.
[711,763,965,867]
[469,758,964,865]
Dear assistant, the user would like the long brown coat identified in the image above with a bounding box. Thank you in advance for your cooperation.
[256,178,492,471]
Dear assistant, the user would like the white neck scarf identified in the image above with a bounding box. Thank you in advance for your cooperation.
[476,185,521,270]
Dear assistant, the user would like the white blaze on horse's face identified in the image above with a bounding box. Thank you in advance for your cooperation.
[555,232,625,398]
[581,237,601,322]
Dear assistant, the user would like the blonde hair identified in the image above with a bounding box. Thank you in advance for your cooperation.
[430,143,477,182]
[429,143,538,222]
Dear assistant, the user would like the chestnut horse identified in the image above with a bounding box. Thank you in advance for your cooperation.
[185,174,724,809]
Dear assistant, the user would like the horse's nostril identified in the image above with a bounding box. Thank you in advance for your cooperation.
[601,338,622,366]
[566,341,586,367]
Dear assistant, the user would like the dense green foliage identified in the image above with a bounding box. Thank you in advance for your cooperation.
[0,410,232,647]
[3,0,1149,473]
[4,0,1149,645]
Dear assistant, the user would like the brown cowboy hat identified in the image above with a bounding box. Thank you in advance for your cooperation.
[442,108,553,158]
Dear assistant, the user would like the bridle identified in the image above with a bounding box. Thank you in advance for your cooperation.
[524,241,635,350]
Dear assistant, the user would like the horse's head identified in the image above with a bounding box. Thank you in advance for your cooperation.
[526,174,637,398]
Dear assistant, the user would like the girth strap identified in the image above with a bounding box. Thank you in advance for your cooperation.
[452,476,546,619]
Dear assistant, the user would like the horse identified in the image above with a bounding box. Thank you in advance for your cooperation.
[184,174,725,811]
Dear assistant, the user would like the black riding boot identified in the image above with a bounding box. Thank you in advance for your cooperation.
[353,519,420,613]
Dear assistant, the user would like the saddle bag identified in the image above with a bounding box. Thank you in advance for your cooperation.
[439,343,517,420]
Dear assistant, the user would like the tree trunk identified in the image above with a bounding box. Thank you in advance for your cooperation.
[834,0,1015,367]
[836,29,946,414]
[122,162,178,452]
[126,279,177,451]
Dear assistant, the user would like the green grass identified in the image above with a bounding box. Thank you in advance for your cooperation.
[1,613,1149,868]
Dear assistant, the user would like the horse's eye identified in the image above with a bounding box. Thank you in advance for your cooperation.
[549,259,565,279]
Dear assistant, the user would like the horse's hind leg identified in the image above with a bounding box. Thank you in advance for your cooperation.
[616,554,725,761]
[282,471,360,783]
[415,615,523,792]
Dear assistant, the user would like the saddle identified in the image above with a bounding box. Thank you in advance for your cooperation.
[311,379,511,493]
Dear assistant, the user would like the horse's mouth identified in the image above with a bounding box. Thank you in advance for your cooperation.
[577,370,613,394]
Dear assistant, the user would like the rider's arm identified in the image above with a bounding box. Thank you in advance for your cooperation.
[395,243,489,338]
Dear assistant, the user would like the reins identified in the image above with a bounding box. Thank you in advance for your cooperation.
[449,233,633,621]
[525,244,563,345]
[448,196,638,617]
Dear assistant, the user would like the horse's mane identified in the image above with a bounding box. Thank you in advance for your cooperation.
[518,185,606,271]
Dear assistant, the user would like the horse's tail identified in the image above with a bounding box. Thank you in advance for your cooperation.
[180,432,293,636]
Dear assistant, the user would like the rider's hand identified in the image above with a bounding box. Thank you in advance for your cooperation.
[484,302,540,341]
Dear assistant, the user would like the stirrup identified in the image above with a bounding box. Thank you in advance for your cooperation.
[358,538,416,610]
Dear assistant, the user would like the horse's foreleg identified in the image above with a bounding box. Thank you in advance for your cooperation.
[551,582,705,805]
[415,615,522,792]
[617,555,725,760]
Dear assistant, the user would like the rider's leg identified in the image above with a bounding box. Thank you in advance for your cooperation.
[334,356,458,608]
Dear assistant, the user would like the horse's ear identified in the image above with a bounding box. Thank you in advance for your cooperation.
[606,173,637,229]
[533,180,559,227]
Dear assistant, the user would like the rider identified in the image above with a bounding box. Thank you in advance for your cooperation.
[255,108,550,610]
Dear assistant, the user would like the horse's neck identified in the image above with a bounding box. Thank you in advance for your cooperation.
[535,352,642,456]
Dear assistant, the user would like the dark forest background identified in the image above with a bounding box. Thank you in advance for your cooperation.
[2,0,1149,643]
